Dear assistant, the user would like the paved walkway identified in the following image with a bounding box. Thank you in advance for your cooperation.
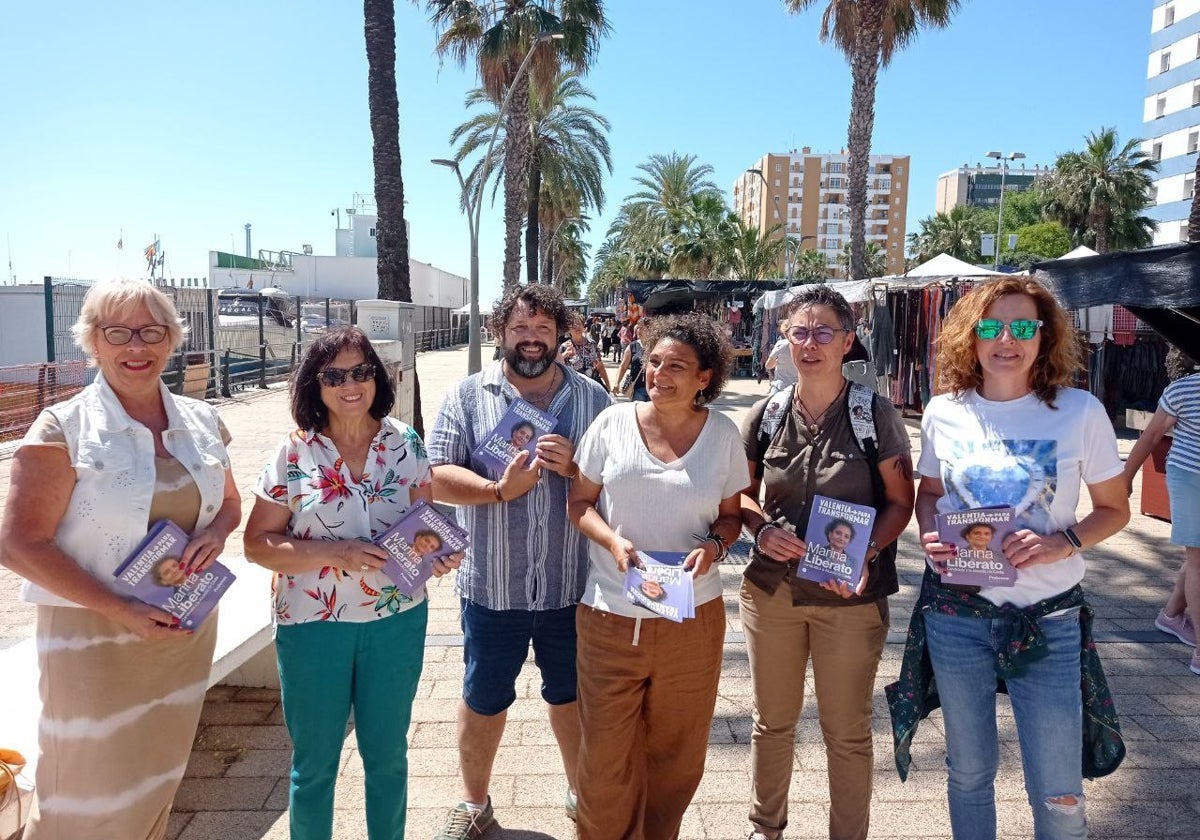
[1,344,1197,839]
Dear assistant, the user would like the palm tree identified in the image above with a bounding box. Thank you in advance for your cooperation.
[837,240,887,278]
[449,74,612,286]
[421,1,608,289]
[907,205,984,263]
[365,0,423,432]
[785,0,960,280]
[626,152,721,228]
[1043,127,1158,253]
[544,217,590,295]
[525,73,611,284]
[669,192,736,279]
[793,248,829,283]
[718,217,790,282]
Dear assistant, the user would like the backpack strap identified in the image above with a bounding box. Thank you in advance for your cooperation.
[752,385,794,479]
[846,382,879,461]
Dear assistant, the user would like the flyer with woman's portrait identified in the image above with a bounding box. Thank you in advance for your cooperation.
[935,507,1017,587]
[799,495,876,588]
[473,397,557,477]
[623,551,694,622]
[112,519,236,629]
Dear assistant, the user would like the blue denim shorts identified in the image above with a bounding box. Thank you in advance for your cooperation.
[460,599,579,716]
[1167,463,1200,547]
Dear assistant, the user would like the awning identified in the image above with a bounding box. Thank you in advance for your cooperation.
[626,279,790,311]
[1033,243,1200,358]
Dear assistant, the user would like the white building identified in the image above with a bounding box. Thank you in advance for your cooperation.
[1143,0,1200,244]
[206,209,466,310]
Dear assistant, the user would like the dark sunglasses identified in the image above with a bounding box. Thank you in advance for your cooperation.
[100,324,169,345]
[785,325,849,345]
[317,362,376,387]
[975,319,1042,341]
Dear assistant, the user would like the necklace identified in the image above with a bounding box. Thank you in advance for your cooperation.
[794,383,844,437]
[521,365,561,410]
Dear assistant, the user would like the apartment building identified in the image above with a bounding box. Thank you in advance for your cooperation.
[1143,0,1200,244]
[934,163,1053,214]
[731,148,910,280]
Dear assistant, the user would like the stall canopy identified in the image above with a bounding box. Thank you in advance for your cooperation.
[1033,242,1200,359]
[452,303,493,315]
[896,252,1004,278]
[626,279,790,311]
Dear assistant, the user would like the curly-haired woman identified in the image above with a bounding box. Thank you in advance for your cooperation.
[568,312,749,839]
[894,276,1129,840]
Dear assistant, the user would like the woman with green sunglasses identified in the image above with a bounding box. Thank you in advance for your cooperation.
[892,276,1130,840]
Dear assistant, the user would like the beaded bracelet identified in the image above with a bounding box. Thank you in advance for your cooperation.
[753,522,780,553]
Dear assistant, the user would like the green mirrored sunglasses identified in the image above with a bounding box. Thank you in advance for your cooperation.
[975,318,1042,340]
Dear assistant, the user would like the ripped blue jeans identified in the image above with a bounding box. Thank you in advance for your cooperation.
[925,608,1086,840]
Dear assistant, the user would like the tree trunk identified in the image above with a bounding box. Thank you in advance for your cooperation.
[502,71,531,291]
[845,2,885,281]
[1189,151,1200,242]
[1091,206,1109,254]
[364,0,422,434]
[525,156,543,285]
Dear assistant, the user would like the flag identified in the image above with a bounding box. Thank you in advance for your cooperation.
[143,240,159,261]
[117,232,123,250]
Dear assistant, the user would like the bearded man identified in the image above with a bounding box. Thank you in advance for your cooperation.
[426,283,612,839]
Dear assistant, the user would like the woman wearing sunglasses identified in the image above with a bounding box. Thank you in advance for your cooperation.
[1,279,241,839]
[896,276,1129,840]
[244,326,458,840]
[738,286,914,840]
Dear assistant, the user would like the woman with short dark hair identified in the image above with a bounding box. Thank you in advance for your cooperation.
[244,326,459,840]
[739,284,914,840]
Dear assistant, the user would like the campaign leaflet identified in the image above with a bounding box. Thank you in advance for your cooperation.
[111,519,235,630]
[473,397,557,477]
[935,507,1017,588]
[798,495,876,588]
[624,551,694,623]
[375,500,471,596]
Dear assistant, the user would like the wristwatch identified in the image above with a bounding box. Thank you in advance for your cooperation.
[1062,527,1082,551]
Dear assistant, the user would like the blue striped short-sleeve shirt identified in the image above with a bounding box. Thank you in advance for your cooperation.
[1161,372,1200,474]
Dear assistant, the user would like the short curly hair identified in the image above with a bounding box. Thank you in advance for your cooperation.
[490,284,570,338]
[638,312,732,405]
[290,326,395,431]
[936,276,1080,407]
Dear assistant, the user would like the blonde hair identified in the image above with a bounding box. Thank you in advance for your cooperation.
[72,279,187,362]
[936,276,1080,407]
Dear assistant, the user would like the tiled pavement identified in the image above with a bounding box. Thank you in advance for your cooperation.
[2,344,1198,839]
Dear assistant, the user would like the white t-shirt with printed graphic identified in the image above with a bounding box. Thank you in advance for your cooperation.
[918,387,1123,608]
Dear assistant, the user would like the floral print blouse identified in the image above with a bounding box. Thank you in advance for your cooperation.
[254,416,432,624]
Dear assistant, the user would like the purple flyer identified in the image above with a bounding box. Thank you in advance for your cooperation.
[624,551,694,622]
[473,397,557,477]
[798,495,876,588]
[112,519,235,630]
[935,507,1018,587]
[375,500,470,595]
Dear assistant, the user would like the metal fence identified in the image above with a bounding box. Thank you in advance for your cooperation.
[0,280,468,442]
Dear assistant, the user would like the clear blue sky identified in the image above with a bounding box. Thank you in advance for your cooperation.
[0,0,1152,305]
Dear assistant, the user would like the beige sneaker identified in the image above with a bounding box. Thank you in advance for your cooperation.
[433,798,495,840]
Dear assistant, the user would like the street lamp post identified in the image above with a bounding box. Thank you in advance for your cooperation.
[986,151,1025,271]
[433,30,564,375]
[747,167,792,281]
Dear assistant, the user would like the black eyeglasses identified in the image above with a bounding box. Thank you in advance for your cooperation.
[975,319,1043,341]
[100,324,169,345]
[785,326,849,345]
[317,363,376,387]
